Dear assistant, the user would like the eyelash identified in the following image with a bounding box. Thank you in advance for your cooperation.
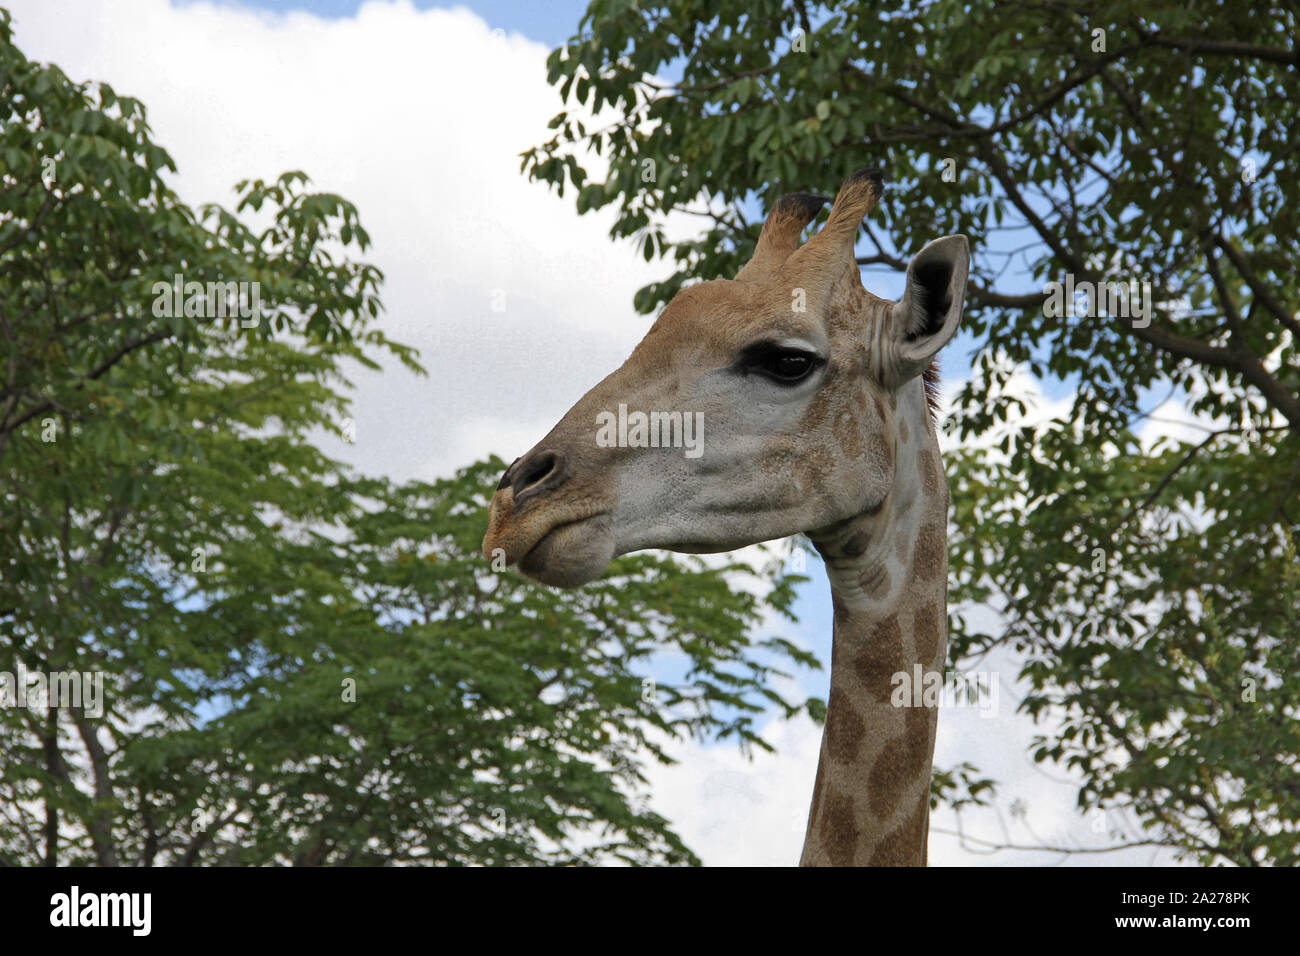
[741,346,826,385]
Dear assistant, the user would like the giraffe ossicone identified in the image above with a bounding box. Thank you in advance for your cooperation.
[483,167,969,865]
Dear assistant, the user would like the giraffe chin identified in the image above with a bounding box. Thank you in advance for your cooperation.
[516,514,616,588]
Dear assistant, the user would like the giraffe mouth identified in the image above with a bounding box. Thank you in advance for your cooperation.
[516,512,616,588]
[482,486,616,588]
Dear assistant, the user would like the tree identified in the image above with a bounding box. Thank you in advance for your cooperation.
[0,10,812,865]
[523,0,1300,863]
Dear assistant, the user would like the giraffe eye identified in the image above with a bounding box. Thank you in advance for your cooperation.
[744,346,824,384]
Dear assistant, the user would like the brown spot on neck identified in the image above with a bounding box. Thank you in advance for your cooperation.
[825,686,867,764]
[815,787,858,867]
[914,601,943,670]
[867,795,929,866]
[868,705,932,819]
[912,521,945,581]
[918,448,941,498]
[852,614,905,701]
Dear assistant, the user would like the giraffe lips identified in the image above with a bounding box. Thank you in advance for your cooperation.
[516,512,616,588]
[481,486,616,587]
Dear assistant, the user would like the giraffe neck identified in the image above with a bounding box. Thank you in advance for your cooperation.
[799,376,949,866]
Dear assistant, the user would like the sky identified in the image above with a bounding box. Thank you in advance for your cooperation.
[5,0,1192,866]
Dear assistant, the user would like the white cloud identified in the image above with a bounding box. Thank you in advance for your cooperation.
[9,0,668,487]
[642,715,822,867]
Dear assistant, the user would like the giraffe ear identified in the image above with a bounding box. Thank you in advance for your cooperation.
[890,235,969,379]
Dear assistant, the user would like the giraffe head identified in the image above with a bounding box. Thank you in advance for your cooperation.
[482,168,968,587]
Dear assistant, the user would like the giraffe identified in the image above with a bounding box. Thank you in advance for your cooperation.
[481,167,968,865]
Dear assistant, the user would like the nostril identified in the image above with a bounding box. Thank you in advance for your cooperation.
[512,450,563,497]
[520,452,556,487]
